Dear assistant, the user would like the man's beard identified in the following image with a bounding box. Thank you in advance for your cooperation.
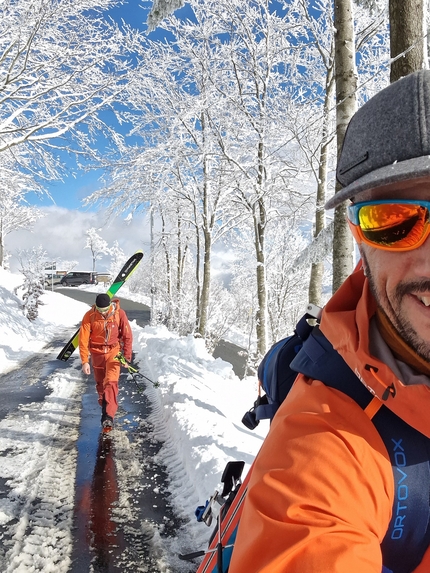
[362,252,430,362]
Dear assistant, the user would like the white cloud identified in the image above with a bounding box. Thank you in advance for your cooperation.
[6,206,151,272]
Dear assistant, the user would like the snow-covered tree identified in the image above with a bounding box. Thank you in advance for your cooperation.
[147,0,185,31]
[0,158,44,267]
[86,0,392,354]
[18,246,46,321]
[0,198,43,269]
[86,16,244,338]
[84,228,110,271]
[0,0,137,184]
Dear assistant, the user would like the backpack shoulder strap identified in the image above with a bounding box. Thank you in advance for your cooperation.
[89,306,97,329]
[374,406,430,573]
[291,328,430,573]
[290,326,372,408]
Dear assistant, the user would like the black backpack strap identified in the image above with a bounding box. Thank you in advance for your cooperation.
[290,326,373,409]
[291,328,430,573]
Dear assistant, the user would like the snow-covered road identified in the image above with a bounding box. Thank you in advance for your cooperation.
[0,344,85,572]
[0,268,268,572]
[0,337,194,573]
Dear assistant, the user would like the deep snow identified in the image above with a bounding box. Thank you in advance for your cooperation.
[0,267,269,571]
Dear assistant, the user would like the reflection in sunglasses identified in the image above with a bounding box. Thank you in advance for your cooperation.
[361,214,423,247]
[348,201,430,251]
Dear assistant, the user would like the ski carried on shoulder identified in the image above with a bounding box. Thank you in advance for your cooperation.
[56,250,144,362]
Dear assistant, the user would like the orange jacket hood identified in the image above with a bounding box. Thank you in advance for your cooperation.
[321,267,430,438]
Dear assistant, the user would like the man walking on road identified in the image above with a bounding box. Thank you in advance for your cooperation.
[79,293,132,432]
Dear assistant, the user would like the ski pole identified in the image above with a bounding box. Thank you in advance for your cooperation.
[179,544,234,561]
[114,353,159,388]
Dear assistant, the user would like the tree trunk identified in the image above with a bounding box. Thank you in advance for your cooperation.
[332,0,356,293]
[176,207,182,325]
[150,206,156,326]
[160,213,174,329]
[197,228,211,338]
[197,110,212,339]
[308,60,335,306]
[389,0,427,83]
[255,214,267,357]
[254,194,267,359]
[194,214,201,332]
[253,135,268,357]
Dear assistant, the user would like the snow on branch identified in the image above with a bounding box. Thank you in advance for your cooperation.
[147,0,185,32]
[293,221,334,269]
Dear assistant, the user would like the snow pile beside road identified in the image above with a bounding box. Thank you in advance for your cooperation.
[0,267,87,374]
[134,325,269,554]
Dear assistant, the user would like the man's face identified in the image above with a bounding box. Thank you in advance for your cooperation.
[357,179,430,360]
[97,306,111,317]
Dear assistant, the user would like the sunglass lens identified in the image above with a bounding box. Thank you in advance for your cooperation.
[358,204,428,248]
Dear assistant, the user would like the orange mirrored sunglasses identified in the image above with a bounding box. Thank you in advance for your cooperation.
[347,200,430,252]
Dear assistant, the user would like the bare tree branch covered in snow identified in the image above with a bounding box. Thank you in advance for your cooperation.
[0,0,144,274]
[0,158,44,267]
[147,0,185,32]
[292,221,334,270]
[0,0,136,166]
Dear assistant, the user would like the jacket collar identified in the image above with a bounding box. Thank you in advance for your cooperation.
[320,267,430,438]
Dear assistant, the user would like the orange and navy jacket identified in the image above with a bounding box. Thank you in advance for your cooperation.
[79,299,132,364]
[229,267,430,573]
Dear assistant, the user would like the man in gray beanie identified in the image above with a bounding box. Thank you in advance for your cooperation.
[230,71,430,573]
[79,293,132,433]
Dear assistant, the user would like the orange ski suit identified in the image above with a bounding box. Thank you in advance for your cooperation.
[79,299,132,420]
[229,268,430,573]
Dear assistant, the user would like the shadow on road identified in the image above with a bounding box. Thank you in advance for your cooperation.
[70,390,126,573]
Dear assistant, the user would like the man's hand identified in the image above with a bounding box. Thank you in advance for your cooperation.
[82,363,91,375]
